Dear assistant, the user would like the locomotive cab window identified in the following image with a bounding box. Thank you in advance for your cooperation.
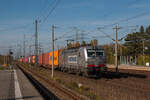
[87,49,104,57]
[96,51,104,56]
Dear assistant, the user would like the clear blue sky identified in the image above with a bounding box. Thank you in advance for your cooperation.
[0,0,150,55]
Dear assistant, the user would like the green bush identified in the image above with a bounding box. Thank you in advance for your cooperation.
[137,55,150,66]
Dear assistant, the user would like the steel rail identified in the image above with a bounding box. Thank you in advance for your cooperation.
[17,63,87,100]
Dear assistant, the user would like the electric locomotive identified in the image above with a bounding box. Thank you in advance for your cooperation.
[59,46,107,77]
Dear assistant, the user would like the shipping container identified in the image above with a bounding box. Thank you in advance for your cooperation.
[25,58,28,62]
[43,53,49,65]
[38,54,43,65]
[31,55,35,64]
[28,57,31,63]
[49,50,59,68]
[23,58,25,62]
[18,58,22,62]
[35,56,38,64]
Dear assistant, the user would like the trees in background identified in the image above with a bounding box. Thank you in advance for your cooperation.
[103,25,150,65]
[124,25,150,55]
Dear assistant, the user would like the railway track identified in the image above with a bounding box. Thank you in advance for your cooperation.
[36,66,150,92]
[17,63,89,100]
[18,63,150,100]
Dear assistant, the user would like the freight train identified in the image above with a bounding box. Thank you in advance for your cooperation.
[19,45,107,77]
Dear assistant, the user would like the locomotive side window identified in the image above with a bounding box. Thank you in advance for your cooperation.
[87,51,96,57]
[68,55,77,63]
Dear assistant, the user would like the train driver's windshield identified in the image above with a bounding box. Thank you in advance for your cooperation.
[87,49,104,57]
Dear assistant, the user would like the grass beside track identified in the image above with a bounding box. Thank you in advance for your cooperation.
[20,63,101,100]
[19,63,150,100]
[53,76,100,100]
[19,64,91,100]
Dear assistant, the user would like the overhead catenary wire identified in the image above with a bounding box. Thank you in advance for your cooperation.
[118,26,139,41]
[37,0,52,21]
[51,26,79,41]
[0,23,34,33]
[54,29,75,41]
[127,0,141,6]
[38,0,57,21]
[38,1,148,47]
[97,28,115,41]
[11,1,150,56]
[54,26,113,43]
[101,10,150,29]
[101,0,141,19]
[0,0,61,55]
[40,0,61,23]
[97,25,139,42]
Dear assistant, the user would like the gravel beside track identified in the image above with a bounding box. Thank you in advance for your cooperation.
[19,63,150,100]
[17,63,89,100]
